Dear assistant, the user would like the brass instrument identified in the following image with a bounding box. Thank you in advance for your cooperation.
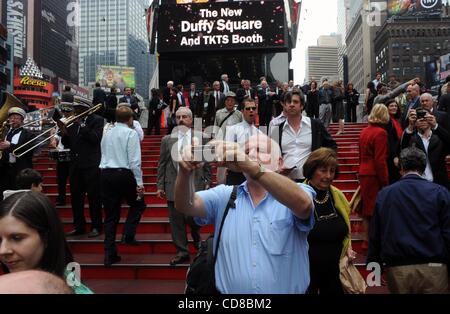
[0,121,10,160]
[0,92,25,125]
[12,103,103,158]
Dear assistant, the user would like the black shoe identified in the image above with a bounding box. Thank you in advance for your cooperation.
[170,254,190,266]
[65,229,85,237]
[104,254,121,267]
[121,235,139,245]
[87,229,101,238]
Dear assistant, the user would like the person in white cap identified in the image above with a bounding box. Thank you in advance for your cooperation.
[0,107,36,200]
[60,97,104,238]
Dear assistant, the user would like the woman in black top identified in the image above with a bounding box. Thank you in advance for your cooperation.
[303,148,356,294]
[306,81,319,119]
[345,83,360,123]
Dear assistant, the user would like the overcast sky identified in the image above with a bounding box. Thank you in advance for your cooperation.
[292,0,338,84]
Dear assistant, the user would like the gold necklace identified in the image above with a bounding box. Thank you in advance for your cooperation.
[314,191,330,204]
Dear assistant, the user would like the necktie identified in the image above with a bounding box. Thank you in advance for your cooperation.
[247,90,250,98]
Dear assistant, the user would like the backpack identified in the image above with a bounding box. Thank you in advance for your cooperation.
[185,186,238,295]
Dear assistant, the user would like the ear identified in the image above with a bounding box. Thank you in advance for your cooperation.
[277,156,284,171]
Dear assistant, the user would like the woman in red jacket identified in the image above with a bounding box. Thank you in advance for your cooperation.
[358,103,390,250]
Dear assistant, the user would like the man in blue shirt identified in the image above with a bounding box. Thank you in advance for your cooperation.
[100,106,145,266]
[174,133,316,293]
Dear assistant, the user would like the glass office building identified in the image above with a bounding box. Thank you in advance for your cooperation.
[79,0,154,99]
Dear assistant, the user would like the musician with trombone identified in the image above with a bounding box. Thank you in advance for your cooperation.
[60,97,104,238]
[0,107,36,200]
[49,102,74,206]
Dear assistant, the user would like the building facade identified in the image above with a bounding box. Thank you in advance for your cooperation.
[1,0,79,86]
[79,0,154,99]
[374,17,450,87]
[0,23,14,93]
[306,35,339,83]
[346,0,385,93]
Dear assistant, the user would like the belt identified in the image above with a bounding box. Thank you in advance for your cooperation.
[293,178,305,183]
[101,168,130,172]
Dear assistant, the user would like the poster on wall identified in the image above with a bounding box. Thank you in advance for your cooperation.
[158,0,287,52]
[387,0,442,17]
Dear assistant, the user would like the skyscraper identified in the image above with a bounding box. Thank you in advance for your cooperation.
[306,35,339,83]
[79,0,154,99]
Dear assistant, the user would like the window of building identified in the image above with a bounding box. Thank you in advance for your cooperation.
[412,55,420,63]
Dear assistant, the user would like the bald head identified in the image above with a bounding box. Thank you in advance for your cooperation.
[407,84,420,99]
[0,270,73,294]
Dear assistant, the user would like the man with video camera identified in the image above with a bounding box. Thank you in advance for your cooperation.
[400,107,450,190]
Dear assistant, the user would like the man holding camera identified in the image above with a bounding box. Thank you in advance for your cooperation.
[400,107,450,190]
[156,107,211,265]
[174,133,316,293]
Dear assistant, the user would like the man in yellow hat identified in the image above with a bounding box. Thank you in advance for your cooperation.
[0,107,36,200]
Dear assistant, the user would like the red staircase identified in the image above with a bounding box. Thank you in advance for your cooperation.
[35,123,450,294]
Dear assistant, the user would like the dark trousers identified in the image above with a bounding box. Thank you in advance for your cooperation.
[259,112,272,128]
[167,201,200,257]
[69,166,102,232]
[101,168,146,257]
[308,261,343,295]
[0,164,17,201]
[226,171,246,185]
[346,103,357,123]
[147,114,161,135]
[331,102,338,123]
[57,161,70,203]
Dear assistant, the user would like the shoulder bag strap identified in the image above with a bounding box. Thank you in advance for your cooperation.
[213,185,238,264]
[219,110,236,128]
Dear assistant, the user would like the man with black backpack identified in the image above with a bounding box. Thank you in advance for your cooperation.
[175,133,316,294]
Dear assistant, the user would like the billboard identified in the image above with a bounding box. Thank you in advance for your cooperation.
[96,66,136,90]
[157,0,287,52]
[425,52,450,91]
[387,0,442,17]
[5,0,27,64]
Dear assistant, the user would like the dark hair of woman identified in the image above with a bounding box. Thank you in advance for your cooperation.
[384,98,402,120]
[0,192,74,277]
[303,148,340,180]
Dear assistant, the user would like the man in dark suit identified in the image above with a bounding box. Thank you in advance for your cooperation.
[176,85,187,107]
[257,80,276,127]
[201,82,216,127]
[119,87,140,118]
[163,81,174,106]
[401,83,421,129]
[0,107,36,199]
[212,81,225,110]
[438,85,450,113]
[236,79,255,110]
[92,82,107,107]
[187,83,201,118]
[401,108,450,190]
[220,74,230,94]
[156,107,211,265]
[62,98,104,237]
[420,93,450,133]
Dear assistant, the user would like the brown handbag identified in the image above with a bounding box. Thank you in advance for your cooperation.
[349,186,362,214]
[339,255,367,294]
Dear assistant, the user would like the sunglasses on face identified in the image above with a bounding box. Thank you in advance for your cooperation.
[244,107,257,111]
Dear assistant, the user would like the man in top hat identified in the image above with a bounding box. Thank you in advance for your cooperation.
[60,97,104,238]
[0,107,36,200]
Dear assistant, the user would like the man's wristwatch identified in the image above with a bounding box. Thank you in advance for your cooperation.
[250,163,266,181]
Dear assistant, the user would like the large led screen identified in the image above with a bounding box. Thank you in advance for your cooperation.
[158,0,287,52]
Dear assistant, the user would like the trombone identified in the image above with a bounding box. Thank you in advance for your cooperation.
[12,103,103,158]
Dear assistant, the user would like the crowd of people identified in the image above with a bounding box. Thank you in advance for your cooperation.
[0,71,449,294]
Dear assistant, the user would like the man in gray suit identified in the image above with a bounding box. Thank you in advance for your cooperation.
[156,107,212,265]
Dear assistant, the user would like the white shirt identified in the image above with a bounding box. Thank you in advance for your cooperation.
[103,120,144,142]
[177,92,183,105]
[418,131,434,182]
[222,81,230,94]
[8,129,22,164]
[269,112,287,135]
[281,117,312,180]
[225,120,261,148]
